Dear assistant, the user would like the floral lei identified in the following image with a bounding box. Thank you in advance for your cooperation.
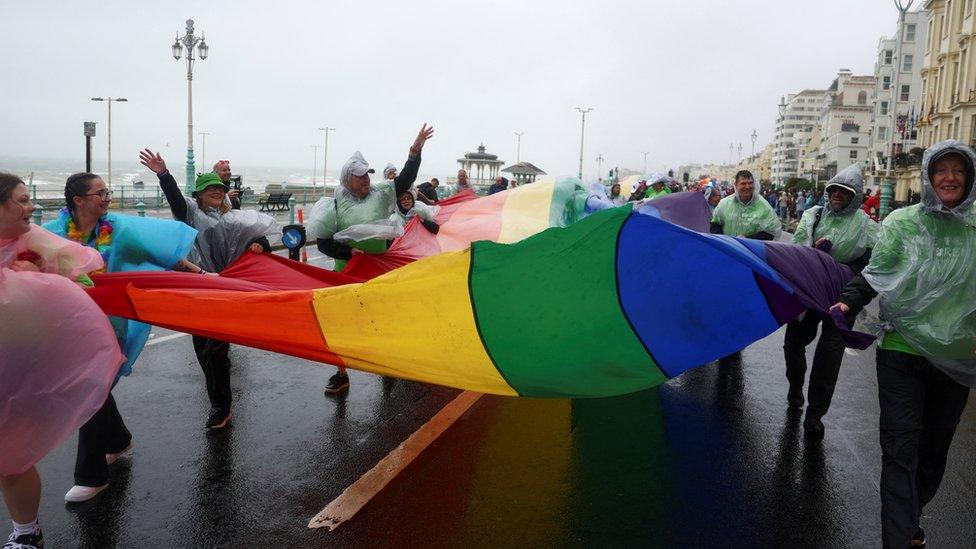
[61,207,113,272]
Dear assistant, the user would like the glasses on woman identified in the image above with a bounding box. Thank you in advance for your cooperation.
[85,190,113,200]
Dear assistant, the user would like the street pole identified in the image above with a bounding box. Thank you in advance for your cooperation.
[514,131,524,162]
[172,19,210,193]
[311,145,321,187]
[83,122,96,173]
[642,152,649,175]
[882,0,915,219]
[90,97,127,189]
[318,127,335,196]
[751,129,758,157]
[575,107,593,180]
[596,154,604,182]
[199,132,210,169]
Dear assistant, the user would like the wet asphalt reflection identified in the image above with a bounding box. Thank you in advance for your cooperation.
[6,323,976,547]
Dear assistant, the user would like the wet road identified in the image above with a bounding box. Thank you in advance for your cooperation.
[7,276,976,546]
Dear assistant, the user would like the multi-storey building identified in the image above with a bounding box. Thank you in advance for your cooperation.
[918,0,976,148]
[870,10,928,177]
[816,70,877,180]
[772,90,825,184]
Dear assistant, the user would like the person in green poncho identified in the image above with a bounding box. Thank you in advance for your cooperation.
[643,174,670,200]
[784,164,878,438]
[309,124,434,395]
[832,140,976,549]
[709,170,781,240]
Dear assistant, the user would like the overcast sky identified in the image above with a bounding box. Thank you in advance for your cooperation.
[2,0,904,178]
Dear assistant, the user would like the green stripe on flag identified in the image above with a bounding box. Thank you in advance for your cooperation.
[470,206,666,398]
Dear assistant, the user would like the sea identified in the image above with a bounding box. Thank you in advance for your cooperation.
[0,155,345,199]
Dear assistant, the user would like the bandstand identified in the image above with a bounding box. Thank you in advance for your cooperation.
[457,144,505,187]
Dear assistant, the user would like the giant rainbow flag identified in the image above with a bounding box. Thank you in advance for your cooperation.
[89,179,872,398]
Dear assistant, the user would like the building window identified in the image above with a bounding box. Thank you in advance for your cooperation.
[900,84,911,101]
[850,150,858,160]
[906,24,917,41]
[878,126,888,141]
[851,137,860,144]
[882,76,891,90]
[880,100,889,115]
[858,90,868,105]
[903,54,913,72]
[884,50,893,64]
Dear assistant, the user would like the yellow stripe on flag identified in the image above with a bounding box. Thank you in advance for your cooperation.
[312,250,518,396]
[497,179,556,243]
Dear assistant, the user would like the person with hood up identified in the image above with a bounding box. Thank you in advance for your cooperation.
[785,164,878,437]
[389,190,439,234]
[139,149,278,430]
[628,180,648,202]
[831,140,976,549]
[383,163,398,181]
[710,170,781,239]
[643,173,670,200]
[609,183,625,206]
[308,124,433,394]
[584,183,618,215]
[702,183,722,213]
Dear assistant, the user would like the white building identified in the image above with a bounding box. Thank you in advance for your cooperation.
[816,70,877,180]
[870,10,927,177]
[772,89,825,185]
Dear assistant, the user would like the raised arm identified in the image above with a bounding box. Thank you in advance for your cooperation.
[140,149,189,222]
[394,124,434,196]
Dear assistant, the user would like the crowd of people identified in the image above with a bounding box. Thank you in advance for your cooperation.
[1,136,974,549]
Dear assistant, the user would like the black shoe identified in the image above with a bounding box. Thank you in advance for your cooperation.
[787,386,805,409]
[324,372,350,395]
[803,417,825,438]
[3,528,44,549]
[205,407,232,429]
[911,526,925,547]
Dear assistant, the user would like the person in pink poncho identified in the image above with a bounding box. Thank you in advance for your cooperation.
[0,173,123,549]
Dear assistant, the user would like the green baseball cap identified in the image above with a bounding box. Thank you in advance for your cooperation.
[194,172,230,193]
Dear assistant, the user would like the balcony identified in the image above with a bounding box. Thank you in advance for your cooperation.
[840,122,861,133]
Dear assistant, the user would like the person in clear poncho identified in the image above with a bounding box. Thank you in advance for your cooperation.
[0,173,122,549]
[389,190,439,234]
[702,183,722,213]
[784,164,878,437]
[832,140,976,548]
[609,183,625,206]
[308,124,434,395]
[710,169,781,240]
[584,183,616,215]
[139,149,279,430]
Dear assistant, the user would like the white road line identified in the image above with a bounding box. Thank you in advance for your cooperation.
[146,332,190,346]
[308,390,484,531]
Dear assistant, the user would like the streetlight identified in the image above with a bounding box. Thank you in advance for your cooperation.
[596,154,605,182]
[318,127,335,195]
[172,19,210,193]
[514,131,524,162]
[199,131,210,168]
[311,145,321,187]
[642,152,649,175]
[751,129,758,157]
[575,107,593,180]
[90,97,127,189]
[882,0,916,219]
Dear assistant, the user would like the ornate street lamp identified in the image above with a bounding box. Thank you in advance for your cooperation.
[172,19,210,193]
[882,0,915,219]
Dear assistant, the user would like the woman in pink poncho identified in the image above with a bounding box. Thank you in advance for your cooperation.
[0,173,123,549]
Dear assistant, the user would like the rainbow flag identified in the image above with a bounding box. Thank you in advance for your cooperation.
[90,201,873,398]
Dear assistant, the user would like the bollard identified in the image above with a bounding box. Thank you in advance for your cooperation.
[137,201,146,217]
[32,204,43,225]
[289,196,296,224]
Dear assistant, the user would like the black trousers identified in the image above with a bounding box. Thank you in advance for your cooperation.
[74,392,131,487]
[783,310,846,418]
[192,336,232,410]
[876,349,970,549]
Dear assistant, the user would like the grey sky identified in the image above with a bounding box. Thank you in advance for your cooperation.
[2,0,901,179]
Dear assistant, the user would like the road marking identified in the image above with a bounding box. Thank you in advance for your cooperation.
[308,390,484,531]
[146,332,190,346]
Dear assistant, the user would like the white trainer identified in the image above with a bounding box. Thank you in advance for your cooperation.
[105,443,133,465]
[64,484,108,503]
